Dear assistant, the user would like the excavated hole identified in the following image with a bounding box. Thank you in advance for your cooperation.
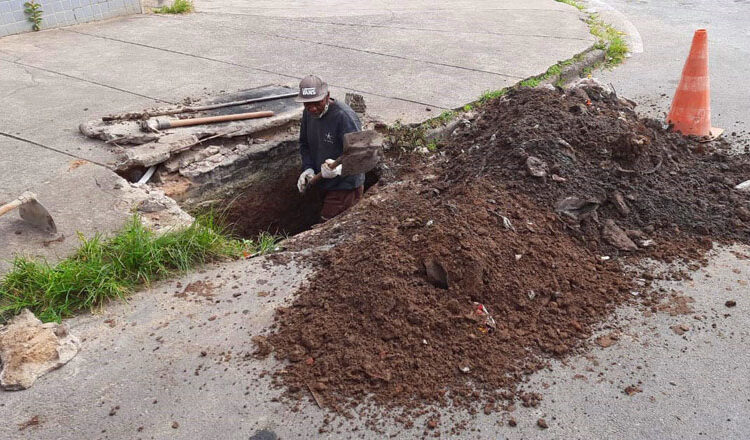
[217,167,382,238]
[140,128,382,239]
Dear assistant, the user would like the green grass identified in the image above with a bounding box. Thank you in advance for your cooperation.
[587,14,628,65]
[519,77,542,88]
[153,0,193,14]
[0,215,279,324]
[478,89,508,105]
[555,0,585,11]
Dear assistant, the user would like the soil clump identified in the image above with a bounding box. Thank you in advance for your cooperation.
[264,83,750,425]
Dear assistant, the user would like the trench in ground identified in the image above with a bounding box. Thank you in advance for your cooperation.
[140,129,381,239]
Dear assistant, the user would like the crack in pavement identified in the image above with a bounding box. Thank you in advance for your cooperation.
[197,9,591,43]
[180,14,523,79]
[0,59,174,105]
[63,29,451,110]
[0,132,110,169]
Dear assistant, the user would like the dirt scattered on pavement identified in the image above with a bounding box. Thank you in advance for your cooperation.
[263,83,750,428]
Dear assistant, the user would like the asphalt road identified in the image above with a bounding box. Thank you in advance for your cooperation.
[592,0,750,150]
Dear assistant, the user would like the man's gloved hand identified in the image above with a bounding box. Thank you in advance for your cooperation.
[320,159,343,179]
[297,168,315,193]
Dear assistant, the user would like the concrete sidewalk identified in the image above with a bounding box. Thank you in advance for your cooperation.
[0,0,594,271]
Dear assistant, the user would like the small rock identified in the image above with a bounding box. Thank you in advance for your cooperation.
[423,259,448,289]
[526,156,548,177]
[602,220,638,251]
[671,324,690,335]
[725,300,737,308]
[736,206,750,222]
[172,421,179,429]
[537,418,548,429]
[508,418,517,427]
[427,418,438,430]
[610,191,631,216]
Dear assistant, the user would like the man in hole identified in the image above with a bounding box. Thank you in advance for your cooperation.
[295,75,364,221]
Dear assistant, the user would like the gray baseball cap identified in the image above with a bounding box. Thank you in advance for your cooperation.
[295,75,329,103]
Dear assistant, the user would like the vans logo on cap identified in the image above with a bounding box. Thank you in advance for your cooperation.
[301,87,317,96]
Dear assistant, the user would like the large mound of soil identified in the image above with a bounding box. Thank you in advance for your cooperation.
[263,82,750,424]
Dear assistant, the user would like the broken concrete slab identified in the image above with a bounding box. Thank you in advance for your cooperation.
[117,134,200,170]
[0,309,80,391]
[81,85,302,146]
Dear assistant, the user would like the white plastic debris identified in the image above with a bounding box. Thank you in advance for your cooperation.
[426,220,434,227]
[600,256,611,261]
[460,366,471,374]
[734,180,750,192]
[515,254,523,261]
[527,290,537,300]
[422,339,428,345]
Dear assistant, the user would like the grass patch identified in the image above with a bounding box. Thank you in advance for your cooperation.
[555,0,585,11]
[478,89,508,105]
[0,215,278,324]
[587,14,628,65]
[153,0,193,14]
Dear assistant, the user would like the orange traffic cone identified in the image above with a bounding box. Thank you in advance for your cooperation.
[667,29,722,138]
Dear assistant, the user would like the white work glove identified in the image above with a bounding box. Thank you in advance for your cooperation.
[297,168,315,193]
[320,159,342,179]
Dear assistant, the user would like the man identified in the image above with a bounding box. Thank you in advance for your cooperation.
[295,75,365,220]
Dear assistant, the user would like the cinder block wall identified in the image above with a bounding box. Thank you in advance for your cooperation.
[0,0,142,37]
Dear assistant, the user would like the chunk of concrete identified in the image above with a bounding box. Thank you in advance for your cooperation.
[0,309,80,391]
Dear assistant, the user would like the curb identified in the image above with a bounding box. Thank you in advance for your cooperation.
[557,46,607,86]
[421,45,607,142]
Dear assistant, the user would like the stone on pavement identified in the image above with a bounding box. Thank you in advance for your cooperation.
[0,309,80,391]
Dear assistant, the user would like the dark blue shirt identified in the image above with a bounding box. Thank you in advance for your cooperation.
[299,100,364,191]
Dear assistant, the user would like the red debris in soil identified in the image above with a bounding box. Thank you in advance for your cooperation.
[266,83,750,425]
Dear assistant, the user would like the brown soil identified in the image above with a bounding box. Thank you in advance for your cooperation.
[263,83,750,426]
[223,167,322,237]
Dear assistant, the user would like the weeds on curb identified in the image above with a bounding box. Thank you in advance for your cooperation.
[153,0,194,14]
[587,14,628,65]
[555,0,629,67]
[0,215,277,324]
[24,1,43,31]
[556,0,585,11]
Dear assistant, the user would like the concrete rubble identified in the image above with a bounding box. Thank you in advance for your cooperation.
[0,309,80,391]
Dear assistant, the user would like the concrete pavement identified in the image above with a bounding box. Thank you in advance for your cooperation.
[0,0,595,270]
[2,1,750,439]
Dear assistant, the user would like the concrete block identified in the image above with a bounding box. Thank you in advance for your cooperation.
[12,9,24,22]
[0,2,12,14]
[80,4,91,18]
[99,1,108,13]
[64,9,73,22]
[1,13,13,25]
[52,1,63,12]
[0,24,7,37]
[55,11,66,25]
[61,0,71,10]
[43,13,56,26]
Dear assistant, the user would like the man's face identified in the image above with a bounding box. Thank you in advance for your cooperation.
[304,94,330,117]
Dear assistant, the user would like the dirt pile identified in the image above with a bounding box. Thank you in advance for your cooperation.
[446,83,750,254]
[263,83,750,423]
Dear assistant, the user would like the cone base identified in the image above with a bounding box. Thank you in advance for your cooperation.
[698,127,724,143]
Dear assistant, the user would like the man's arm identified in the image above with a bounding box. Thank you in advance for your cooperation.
[299,114,315,171]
